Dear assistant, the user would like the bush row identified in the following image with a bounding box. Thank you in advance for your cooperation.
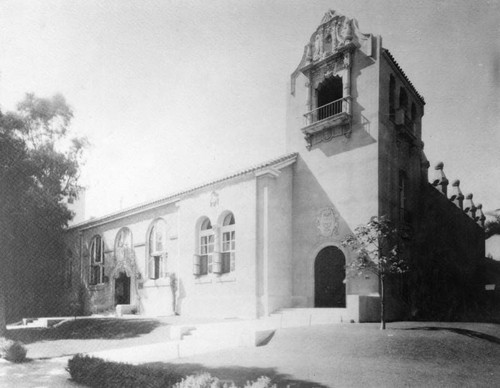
[67,354,183,387]
[67,355,276,388]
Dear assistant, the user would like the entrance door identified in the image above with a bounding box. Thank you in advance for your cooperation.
[115,272,131,305]
[314,246,346,307]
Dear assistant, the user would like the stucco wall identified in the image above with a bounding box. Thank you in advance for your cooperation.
[65,173,260,319]
[176,176,258,319]
[255,165,294,315]
[285,40,382,310]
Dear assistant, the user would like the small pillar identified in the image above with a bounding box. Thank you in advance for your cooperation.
[432,162,448,197]
[450,179,464,210]
[464,193,477,220]
[476,204,486,228]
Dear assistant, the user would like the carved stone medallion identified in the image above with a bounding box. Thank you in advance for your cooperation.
[316,207,339,237]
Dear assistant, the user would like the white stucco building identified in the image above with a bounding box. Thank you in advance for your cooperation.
[64,10,485,323]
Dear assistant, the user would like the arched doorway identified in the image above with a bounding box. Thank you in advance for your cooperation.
[115,272,131,305]
[314,246,346,307]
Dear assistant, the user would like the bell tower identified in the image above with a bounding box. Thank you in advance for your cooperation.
[286,9,377,153]
[287,10,427,320]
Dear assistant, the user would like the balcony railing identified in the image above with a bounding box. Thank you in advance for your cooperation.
[304,97,351,126]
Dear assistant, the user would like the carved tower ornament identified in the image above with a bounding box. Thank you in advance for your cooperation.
[332,22,341,50]
[316,208,339,237]
[313,32,323,61]
[209,191,220,208]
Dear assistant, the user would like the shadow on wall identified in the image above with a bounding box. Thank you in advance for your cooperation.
[313,45,376,157]
[6,318,164,344]
[144,362,329,388]
[292,157,379,302]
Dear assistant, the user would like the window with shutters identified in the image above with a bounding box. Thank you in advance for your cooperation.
[197,218,214,276]
[220,213,235,274]
[89,235,104,285]
[147,219,167,280]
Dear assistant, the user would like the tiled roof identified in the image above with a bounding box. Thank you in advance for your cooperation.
[68,152,298,230]
[383,49,425,105]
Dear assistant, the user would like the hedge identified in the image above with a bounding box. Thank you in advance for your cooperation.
[67,354,183,387]
[67,355,277,388]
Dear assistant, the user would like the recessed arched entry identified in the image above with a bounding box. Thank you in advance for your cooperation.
[314,246,346,308]
[115,272,131,305]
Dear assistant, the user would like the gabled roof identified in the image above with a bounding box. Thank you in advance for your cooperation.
[68,152,298,231]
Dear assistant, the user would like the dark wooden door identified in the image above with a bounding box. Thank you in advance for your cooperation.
[115,272,131,305]
[314,246,346,307]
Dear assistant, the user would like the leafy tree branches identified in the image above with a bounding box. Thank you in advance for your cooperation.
[341,216,409,329]
[0,93,87,332]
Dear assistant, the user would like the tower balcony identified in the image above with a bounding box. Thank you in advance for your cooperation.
[302,97,352,137]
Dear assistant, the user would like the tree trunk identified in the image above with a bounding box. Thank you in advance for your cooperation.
[0,284,7,336]
[380,274,386,330]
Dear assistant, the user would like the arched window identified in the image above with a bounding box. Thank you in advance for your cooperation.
[220,213,236,274]
[399,87,408,110]
[197,218,214,276]
[115,228,132,251]
[89,235,104,285]
[147,219,167,280]
[389,75,396,120]
[411,103,417,122]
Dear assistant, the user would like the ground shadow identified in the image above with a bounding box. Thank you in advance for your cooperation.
[144,362,329,388]
[399,326,500,345]
[7,318,163,344]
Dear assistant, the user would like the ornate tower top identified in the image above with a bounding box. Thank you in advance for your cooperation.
[304,10,373,67]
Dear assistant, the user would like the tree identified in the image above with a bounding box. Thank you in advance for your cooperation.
[0,93,87,335]
[341,216,409,329]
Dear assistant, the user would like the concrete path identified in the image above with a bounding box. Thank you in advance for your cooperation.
[0,357,77,388]
[1,321,499,387]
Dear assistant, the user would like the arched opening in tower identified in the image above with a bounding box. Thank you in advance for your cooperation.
[316,76,343,121]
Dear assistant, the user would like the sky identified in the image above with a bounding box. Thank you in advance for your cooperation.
[0,0,499,219]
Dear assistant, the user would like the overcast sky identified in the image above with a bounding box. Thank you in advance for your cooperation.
[1,0,499,218]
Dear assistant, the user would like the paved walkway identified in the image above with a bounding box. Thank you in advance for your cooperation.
[0,357,76,388]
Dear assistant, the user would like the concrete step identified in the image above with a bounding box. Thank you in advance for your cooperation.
[267,308,349,328]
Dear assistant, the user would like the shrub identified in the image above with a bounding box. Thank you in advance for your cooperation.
[174,373,276,388]
[67,354,183,387]
[0,337,27,363]
[243,376,276,388]
[67,355,277,388]
[174,372,231,388]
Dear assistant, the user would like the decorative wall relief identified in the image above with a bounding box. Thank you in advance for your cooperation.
[316,208,340,237]
[305,124,351,150]
[210,191,219,208]
[112,247,137,279]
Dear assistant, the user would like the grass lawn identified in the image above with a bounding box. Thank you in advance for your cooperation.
[151,322,500,387]
[3,319,500,387]
[6,317,170,359]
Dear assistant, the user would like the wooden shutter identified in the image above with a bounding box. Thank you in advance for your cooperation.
[193,254,201,275]
[212,252,222,274]
[148,256,156,279]
[230,252,235,272]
